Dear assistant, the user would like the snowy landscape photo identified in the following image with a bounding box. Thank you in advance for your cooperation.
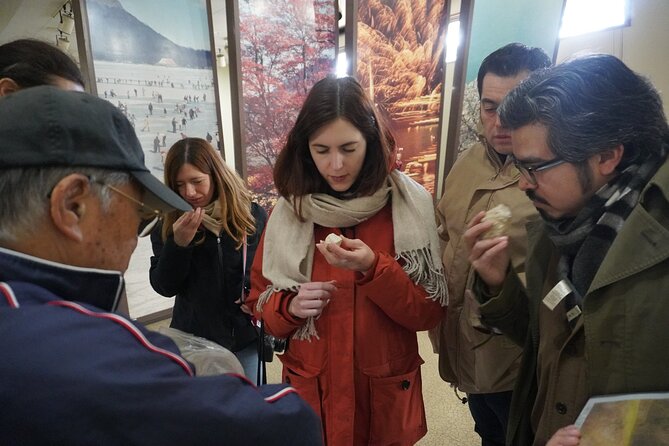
[87,0,219,179]
[84,0,220,318]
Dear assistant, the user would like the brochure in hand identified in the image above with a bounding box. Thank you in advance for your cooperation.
[575,392,669,445]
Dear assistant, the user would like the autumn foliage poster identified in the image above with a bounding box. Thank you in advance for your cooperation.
[238,0,337,209]
[356,0,448,196]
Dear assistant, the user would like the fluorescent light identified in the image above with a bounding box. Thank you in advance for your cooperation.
[445,20,460,63]
[336,52,348,78]
[560,0,627,38]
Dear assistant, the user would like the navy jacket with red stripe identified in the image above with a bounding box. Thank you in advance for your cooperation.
[0,247,321,445]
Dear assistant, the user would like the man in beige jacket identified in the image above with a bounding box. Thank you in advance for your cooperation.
[432,43,550,446]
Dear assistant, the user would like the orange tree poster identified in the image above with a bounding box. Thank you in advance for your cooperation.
[239,0,337,210]
[356,0,448,196]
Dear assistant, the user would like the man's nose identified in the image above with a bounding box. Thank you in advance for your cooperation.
[518,175,535,191]
[494,113,503,128]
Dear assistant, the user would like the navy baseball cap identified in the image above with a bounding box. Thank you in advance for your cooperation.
[0,86,190,212]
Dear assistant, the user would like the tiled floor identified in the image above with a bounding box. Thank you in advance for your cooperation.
[415,332,478,445]
[146,317,478,445]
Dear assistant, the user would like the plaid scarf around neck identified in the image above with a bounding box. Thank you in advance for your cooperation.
[256,170,448,341]
[544,154,664,300]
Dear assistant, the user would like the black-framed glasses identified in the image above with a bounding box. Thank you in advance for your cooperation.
[88,176,161,237]
[511,156,566,186]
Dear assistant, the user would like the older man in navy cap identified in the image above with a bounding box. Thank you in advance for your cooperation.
[0,86,321,445]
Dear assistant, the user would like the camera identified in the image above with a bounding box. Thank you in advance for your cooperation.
[264,333,287,353]
[258,323,287,362]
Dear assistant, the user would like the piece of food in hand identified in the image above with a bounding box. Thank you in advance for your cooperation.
[482,204,512,239]
[324,233,343,246]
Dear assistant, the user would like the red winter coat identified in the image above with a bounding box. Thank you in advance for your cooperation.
[248,204,444,446]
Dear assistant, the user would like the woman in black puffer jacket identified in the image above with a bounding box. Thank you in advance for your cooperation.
[150,137,266,379]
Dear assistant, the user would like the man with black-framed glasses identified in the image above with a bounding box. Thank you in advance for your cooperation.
[0,86,321,445]
[510,156,566,187]
[465,54,669,446]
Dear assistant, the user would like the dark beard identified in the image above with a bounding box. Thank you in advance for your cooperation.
[526,190,574,228]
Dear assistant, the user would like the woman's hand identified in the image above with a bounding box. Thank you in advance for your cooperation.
[463,211,510,291]
[234,299,253,315]
[316,235,375,273]
[546,425,581,446]
[172,208,205,247]
[288,281,337,319]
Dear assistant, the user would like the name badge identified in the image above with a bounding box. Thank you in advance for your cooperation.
[543,279,573,311]
[566,305,582,322]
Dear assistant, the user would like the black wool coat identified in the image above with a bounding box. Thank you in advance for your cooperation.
[149,203,267,352]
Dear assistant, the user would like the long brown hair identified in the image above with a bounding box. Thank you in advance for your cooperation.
[161,138,255,247]
[273,76,395,219]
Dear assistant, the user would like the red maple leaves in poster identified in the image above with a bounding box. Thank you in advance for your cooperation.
[239,0,336,209]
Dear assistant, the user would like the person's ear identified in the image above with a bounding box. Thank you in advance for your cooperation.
[0,78,20,96]
[48,174,92,242]
[596,144,624,176]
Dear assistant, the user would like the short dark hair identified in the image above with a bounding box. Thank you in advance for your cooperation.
[476,43,551,97]
[499,54,669,169]
[273,76,393,203]
[0,39,84,88]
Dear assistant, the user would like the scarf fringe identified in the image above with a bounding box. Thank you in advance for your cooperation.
[254,285,274,313]
[255,285,320,341]
[293,317,320,341]
[396,247,449,307]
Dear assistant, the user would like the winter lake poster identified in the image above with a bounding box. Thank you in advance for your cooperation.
[84,0,218,319]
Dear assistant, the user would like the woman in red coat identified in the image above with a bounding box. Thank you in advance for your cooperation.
[247,76,447,446]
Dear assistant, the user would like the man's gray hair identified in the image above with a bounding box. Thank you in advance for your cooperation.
[0,167,130,243]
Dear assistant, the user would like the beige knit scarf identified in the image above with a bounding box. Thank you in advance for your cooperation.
[201,201,224,236]
[256,170,448,340]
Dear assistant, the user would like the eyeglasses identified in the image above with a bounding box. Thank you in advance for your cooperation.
[88,176,161,237]
[511,156,566,186]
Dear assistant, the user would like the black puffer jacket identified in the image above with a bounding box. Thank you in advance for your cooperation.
[149,203,267,352]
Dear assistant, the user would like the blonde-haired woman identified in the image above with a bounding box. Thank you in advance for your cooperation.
[150,137,267,379]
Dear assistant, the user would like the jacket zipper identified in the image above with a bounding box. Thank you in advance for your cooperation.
[216,236,234,338]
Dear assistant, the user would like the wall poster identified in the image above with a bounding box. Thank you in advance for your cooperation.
[237,0,337,210]
[455,0,563,156]
[356,0,449,196]
[81,0,219,320]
